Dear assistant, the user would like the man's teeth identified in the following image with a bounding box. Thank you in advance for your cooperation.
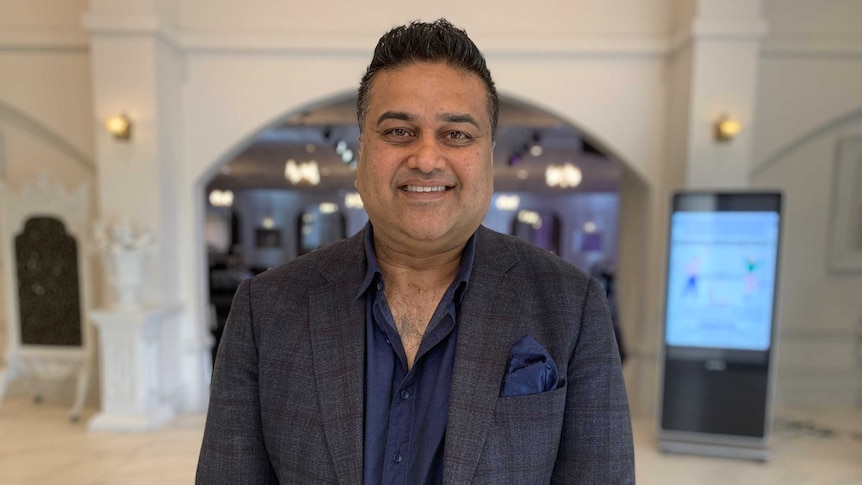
[403,185,447,192]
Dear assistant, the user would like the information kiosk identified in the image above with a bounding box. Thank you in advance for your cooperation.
[658,192,783,461]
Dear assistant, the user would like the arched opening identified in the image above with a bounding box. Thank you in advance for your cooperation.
[196,91,650,392]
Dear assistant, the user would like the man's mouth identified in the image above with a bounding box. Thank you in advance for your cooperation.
[401,185,450,193]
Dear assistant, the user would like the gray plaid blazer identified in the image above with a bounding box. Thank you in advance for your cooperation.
[196,226,634,484]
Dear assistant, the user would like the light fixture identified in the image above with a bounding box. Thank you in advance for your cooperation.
[284,159,320,185]
[517,210,543,229]
[494,194,520,211]
[208,189,234,207]
[714,114,742,142]
[105,113,132,141]
[545,163,583,188]
[319,202,339,214]
[345,192,364,209]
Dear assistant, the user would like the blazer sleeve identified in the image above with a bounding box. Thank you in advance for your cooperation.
[552,277,635,484]
[196,278,278,484]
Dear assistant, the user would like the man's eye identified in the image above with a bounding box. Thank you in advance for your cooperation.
[444,131,473,142]
[387,128,411,137]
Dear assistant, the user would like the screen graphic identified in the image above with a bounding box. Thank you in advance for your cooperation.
[665,211,780,351]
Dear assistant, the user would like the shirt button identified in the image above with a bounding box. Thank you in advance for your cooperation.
[393,452,403,464]
[400,390,410,400]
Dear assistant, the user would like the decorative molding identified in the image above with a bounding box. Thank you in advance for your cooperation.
[13,14,862,60]
[0,28,88,51]
[668,19,769,56]
[828,137,862,272]
[690,19,769,39]
[179,32,375,55]
[0,102,95,174]
[763,38,862,57]
[81,12,181,50]
[778,327,861,339]
[82,12,670,57]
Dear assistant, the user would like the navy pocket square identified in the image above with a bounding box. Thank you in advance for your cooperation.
[500,335,561,397]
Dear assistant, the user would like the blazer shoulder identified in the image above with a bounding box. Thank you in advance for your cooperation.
[478,226,591,282]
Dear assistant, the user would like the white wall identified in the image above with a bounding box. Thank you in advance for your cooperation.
[752,0,862,406]
[176,0,673,37]
[748,0,862,408]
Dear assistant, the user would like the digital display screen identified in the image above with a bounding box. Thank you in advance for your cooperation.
[665,211,780,351]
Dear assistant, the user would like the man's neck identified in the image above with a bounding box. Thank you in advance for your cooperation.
[372,235,465,292]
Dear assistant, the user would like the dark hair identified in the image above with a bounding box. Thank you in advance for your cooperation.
[357,19,499,140]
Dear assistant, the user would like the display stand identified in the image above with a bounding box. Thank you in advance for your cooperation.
[88,303,182,432]
[657,192,783,461]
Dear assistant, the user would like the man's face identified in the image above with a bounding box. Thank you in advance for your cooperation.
[355,62,494,254]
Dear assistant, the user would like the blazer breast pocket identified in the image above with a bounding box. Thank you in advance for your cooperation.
[494,382,567,422]
[474,385,567,483]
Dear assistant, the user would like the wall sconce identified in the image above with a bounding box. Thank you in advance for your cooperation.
[105,113,132,141]
[714,114,742,142]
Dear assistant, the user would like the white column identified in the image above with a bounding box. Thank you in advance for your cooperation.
[82,0,210,413]
[677,0,768,188]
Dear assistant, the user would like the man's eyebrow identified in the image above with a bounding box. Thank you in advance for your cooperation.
[438,113,480,129]
[375,111,414,126]
[374,111,481,130]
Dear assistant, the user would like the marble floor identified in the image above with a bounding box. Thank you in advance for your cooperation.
[0,397,860,484]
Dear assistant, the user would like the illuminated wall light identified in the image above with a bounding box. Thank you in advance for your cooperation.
[345,192,364,209]
[105,113,132,141]
[583,221,597,233]
[495,194,520,211]
[284,159,321,185]
[516,169,529,180]
[261,216,275,229]
[529,145,543,157]
[517,210,543,229]
[319,202,339,214]
[714,114,742,142]
[545,163,583,188]
[208,189,234,207]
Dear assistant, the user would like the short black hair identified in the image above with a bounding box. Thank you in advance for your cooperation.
[357,19,499,140]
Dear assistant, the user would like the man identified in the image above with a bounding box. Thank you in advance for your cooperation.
[197,19,634,484]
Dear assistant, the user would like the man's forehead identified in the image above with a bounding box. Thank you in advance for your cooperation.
[365,66,488,113]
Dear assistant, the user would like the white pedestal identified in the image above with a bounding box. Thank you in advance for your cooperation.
[88,303,182,432]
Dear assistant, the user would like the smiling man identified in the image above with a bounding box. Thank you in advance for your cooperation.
[197,19,635,484]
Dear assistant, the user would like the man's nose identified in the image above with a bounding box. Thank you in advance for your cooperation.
[407,135,446,174]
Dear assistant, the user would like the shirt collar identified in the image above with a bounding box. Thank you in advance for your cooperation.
[357,222,477,302]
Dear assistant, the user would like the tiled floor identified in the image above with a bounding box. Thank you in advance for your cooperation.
[0,397,860,484]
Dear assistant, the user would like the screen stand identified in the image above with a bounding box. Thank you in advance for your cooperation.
[659,439,770,462]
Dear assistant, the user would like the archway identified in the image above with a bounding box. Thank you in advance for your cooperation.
[193,90,651,409]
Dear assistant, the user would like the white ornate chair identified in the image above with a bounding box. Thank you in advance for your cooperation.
[0,176,93,421]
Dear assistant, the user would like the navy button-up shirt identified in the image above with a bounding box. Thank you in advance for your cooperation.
[360,225,475,485]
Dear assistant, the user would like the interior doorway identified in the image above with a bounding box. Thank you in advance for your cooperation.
[199,92,647,374]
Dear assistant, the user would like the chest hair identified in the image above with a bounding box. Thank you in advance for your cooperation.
[387,284,448,369]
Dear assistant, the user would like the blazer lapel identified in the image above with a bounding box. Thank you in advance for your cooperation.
[309,233,366,485]
[443,227,521,483]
